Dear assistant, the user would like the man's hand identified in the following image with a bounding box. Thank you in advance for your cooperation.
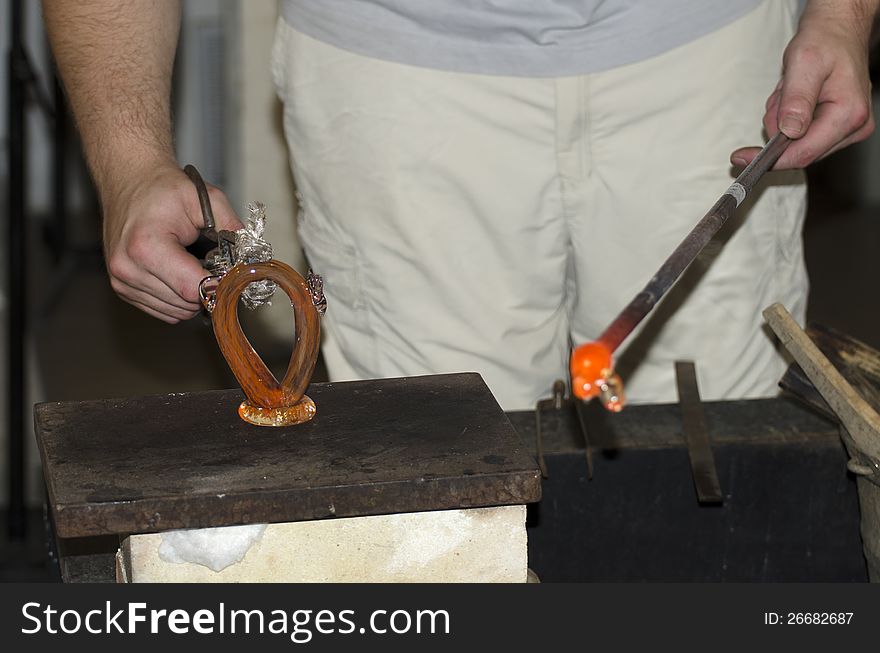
[731,0,878,169]
[103,165,242,323]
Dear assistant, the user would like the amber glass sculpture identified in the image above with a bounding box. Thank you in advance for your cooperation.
[210,260,321,426]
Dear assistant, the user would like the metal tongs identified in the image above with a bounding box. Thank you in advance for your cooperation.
[184,164,279,312]
[184,164,326,316]
[184,165,237,274]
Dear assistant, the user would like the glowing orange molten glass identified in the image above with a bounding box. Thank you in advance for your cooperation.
[569,340,625,412]
[569,341,612,399]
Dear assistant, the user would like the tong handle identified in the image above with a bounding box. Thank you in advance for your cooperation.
[184,164,237,276]
[183,164,216,237]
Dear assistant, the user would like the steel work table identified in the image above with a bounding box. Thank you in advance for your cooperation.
[35,373,541,581]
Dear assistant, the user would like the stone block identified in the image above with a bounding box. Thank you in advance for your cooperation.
[117,505,527,583]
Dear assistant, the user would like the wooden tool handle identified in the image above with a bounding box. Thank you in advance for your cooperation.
[763,302,880,462]
[211,260,321,411]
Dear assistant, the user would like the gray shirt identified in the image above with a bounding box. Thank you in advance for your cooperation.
[280,0,765,77]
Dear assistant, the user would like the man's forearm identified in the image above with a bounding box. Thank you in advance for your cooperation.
[42,0,182,195]
[801,0,880,45]
[733,0,878,167]
[42,1,242,324]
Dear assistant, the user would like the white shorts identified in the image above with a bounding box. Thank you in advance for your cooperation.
[271,0,808,411]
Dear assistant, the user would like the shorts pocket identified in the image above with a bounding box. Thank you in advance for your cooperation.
[297,214,366,311]
[270,18,290,100]
[771,170,807,265]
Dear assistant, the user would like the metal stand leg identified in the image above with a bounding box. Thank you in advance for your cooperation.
[7,0,27,541]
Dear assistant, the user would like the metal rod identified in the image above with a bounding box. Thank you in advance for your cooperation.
[7,0,26,540]
[50,69,66,263]
[597,132,791,353]
[675,361,723,504]
[184,164,215,232]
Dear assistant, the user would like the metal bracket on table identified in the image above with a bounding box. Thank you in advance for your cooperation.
[536,363,725,494]
[675,361,724,505]
[535,379,594,480]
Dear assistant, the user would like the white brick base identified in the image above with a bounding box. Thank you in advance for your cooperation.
[117,505,527,583]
